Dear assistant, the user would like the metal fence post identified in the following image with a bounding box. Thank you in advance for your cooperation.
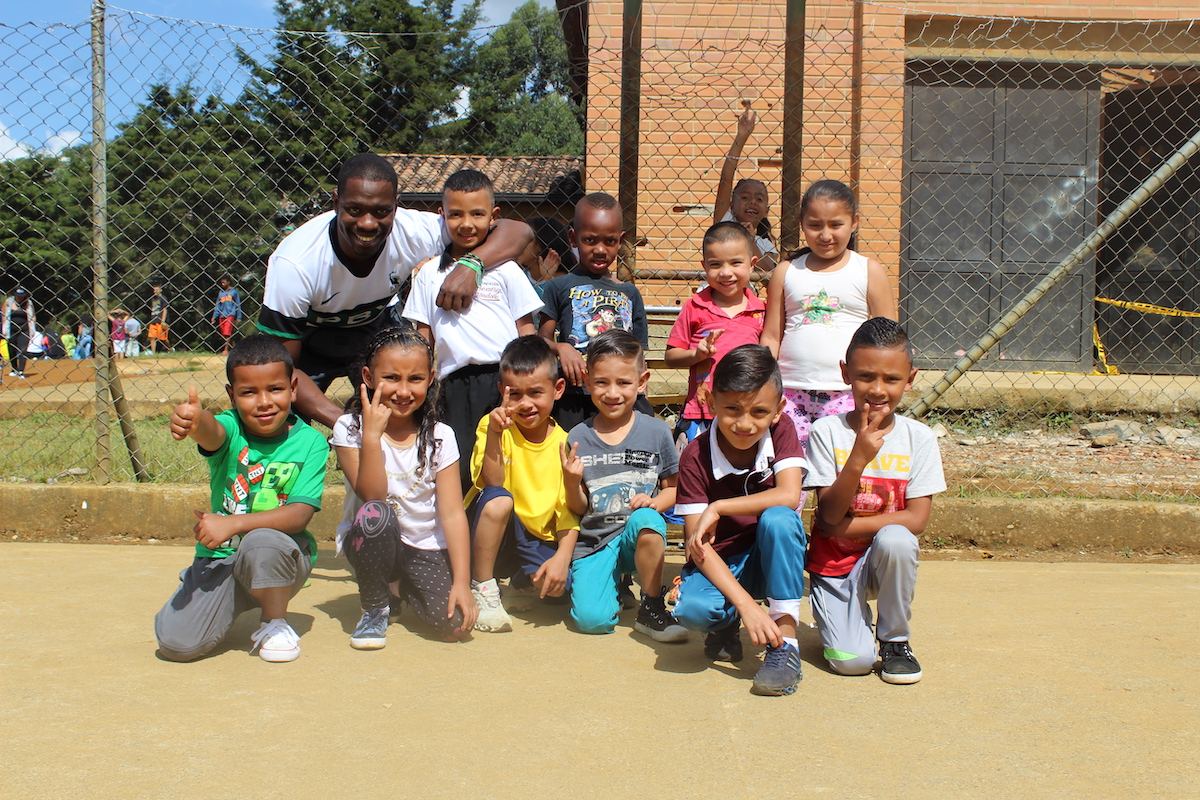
[90,0,112,483]
[618,0,641,279]
[780,0,806,255]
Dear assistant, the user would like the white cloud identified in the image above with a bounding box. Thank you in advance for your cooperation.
[0,124,32,161]
[44,129,84,154]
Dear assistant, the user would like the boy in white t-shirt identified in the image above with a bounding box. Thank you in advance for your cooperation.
[124,315,142,358]
[403,169,542,488]
[804,317,946,685]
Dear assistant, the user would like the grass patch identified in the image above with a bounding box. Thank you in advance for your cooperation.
[0,412,342,485]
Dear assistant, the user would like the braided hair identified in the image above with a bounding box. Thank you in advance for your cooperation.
[343,326,442,479]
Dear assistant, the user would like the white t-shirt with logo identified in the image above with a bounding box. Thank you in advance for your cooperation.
[402,258,543,379]
[330,416,459,554]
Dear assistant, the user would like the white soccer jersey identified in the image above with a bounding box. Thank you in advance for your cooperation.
[258,208,448,339]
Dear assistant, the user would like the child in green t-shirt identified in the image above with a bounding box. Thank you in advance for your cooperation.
[154,335,328,663]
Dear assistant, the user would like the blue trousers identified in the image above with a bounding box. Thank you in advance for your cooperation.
[570,508,666,634]
[673,506,807,633]
[469,485,573,593]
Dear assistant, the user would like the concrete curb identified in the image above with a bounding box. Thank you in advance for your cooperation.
[1,484,1197,554]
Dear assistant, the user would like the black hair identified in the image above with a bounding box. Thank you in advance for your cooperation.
[442,168,494,198]
[586,328,644,371]
[731,178,773,242]
[579,192,618,212]
[342,326,442,480]
[219,274,232,284]
[845,317,915,366]
[702,220,756,256]
[225,334,294,383]
[712,343,782,398]
[499,334,560,381]
[337,153,398,195]
[788,178,859,260]
[528,216,577,274]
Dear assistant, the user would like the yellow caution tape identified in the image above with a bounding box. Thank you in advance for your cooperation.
[1095,297,1200,319]
[1092,322,1119,375]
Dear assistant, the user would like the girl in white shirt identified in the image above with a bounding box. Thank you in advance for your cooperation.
[761,180,897,487]
[332,328,478,649]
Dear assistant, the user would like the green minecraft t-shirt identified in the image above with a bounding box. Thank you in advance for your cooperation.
[197,409,327,566]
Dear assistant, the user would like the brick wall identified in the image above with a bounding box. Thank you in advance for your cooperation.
[582,0,1200,306]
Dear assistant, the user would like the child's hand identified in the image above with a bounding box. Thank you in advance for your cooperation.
[560,441,584,483]
[532,556,569,599]
[735,100,756,139]
[489,390,514,433]
[169,387,202,441]
[852,403,890,464]
[359,382,392,439]
[449,583,478,635]
[629,492,656,510]
[696,329,723,361]
[739,602,783,648]
[192,509,238,550]
[686,505,721,563]
[557,344,586,386]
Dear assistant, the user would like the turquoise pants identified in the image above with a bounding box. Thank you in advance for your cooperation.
[570,508,666,634]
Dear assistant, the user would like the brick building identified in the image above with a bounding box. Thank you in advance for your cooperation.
[558,0,1200,373]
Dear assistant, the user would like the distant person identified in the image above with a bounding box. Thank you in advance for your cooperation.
[804,318,945,685]
[73,316,94,360]
[124,314,143,358]
[673,344,807,697]
[212,274,243,354]
[258,153,534,429]
[148,283,170,354]
[402,169,542,489]
[108,309,129,360]
[154,335,327,663]
[60,323,77,357]
[760,179,897,508]
[3,287,36,379]
[538,193,651,432]
[712,102,776,271]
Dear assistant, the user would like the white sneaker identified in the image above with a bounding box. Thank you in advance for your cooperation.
[250,618,301,662]
[472,578,513,632]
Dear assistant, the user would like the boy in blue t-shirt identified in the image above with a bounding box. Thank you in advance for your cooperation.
[562,329,686,641]
[154,335,327,663]
[539,192,651,432]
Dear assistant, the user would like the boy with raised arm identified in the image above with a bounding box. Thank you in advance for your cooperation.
[673,344,808,696]
[804,317,945,684]
[154,335,327,663]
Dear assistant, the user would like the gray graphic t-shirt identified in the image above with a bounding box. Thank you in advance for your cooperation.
[567,412,679,559]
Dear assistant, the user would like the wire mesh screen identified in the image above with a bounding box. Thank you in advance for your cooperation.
[1,2,1199,501]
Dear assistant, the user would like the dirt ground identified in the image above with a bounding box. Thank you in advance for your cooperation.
[2,542,1197,799]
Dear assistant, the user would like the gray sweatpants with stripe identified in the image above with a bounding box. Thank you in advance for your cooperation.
[154,528,311,662]
[808,525,919,676]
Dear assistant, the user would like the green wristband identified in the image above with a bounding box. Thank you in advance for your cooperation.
[455,253,485,286]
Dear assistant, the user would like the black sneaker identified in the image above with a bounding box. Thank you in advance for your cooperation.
[634,590,689,643]
[750,642,802,696]
[703,622,743,662]
[617,575,637,610]
[879,640,922,684]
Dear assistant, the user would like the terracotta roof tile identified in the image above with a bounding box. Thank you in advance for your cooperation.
[383,154,584,200]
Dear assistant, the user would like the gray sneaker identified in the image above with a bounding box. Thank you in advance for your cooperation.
[350,607,389,650]
[751,642,802,696]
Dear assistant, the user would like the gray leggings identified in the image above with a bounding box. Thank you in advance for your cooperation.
[154,528,311,662]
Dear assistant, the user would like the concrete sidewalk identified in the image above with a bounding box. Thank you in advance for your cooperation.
[2,543,1197,799]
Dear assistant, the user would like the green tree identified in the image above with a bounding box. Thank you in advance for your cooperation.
[241,0,481,198]
[450,0,583,156]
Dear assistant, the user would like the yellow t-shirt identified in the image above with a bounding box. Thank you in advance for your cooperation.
[464,415,580,542]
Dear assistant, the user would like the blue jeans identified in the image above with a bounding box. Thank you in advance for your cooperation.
[468,485,573,592]
[673,506,807,633]
[570,508,665,634]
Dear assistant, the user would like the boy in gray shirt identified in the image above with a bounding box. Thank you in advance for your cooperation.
[562,329,687,642]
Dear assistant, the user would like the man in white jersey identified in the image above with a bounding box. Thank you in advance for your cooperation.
[258,153,533,428]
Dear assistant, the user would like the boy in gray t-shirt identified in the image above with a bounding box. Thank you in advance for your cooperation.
[562,330,686,642]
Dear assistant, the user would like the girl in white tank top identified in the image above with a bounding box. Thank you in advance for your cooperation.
[761,180,897,496]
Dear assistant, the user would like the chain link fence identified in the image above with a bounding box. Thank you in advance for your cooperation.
[2,2,1199,501]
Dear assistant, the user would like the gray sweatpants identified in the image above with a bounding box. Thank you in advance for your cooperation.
[154,528,312,662]
[808,525,919,676]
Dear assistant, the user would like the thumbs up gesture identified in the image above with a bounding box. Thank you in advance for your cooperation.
[170,386,202,441]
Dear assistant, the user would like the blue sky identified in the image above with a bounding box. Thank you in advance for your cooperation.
[0,0,530,157]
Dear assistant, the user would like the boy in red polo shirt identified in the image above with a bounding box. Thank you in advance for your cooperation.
[665,221,767,448]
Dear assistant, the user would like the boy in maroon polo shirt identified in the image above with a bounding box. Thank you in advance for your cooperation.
[665,221,767,447]
[673,344,808,696]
